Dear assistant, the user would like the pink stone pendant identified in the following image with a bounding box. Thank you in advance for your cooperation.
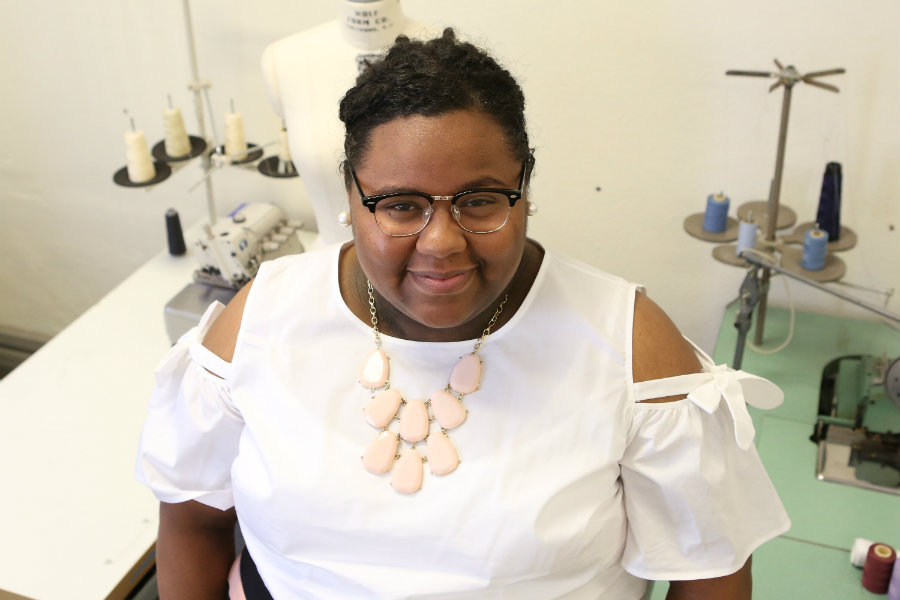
[391,447,424,494]
[426,432,460,476]
[364,389,402,428]
[399,398,429,443]
[430,389,467,430]
[449,353,481,394]
[361,430,398,474]
[359,348,389,389]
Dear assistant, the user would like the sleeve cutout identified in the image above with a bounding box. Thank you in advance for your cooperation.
[632,340,783,450]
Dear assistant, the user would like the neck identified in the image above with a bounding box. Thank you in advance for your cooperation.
[337,0,408,50]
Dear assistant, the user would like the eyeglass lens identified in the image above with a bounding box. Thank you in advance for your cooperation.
[375,192,511,236]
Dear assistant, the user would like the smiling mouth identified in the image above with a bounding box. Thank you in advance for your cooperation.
[408,270,473,294]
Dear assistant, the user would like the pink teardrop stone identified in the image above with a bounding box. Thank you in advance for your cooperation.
[430,389,467,430]
[450,353,481,394]
[399,398,429,443]
[364,389,402,428]
[359,348,388,389]
[391,447,424,494]
[427,432,459,476]
[361,430,398,474]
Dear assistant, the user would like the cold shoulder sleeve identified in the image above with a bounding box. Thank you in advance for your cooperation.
[134,301,243,511]
[619,341,791,580]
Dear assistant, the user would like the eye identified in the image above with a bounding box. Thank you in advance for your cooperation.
[376,195,430,221]
[382,201,420,212]
[457,192,505,211]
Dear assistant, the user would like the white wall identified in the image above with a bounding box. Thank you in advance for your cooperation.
[1,0,897,353]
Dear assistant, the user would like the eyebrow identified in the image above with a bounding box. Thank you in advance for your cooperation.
[366,175,514,196]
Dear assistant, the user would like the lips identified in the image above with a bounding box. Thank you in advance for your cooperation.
[408,269,474,294]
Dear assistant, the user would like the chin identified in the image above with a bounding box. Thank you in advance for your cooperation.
[407,307,473,330]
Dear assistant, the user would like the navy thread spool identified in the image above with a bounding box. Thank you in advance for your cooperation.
[801,226,829,270]
[702,192,730,233]
[165,208,187,256]
[816,162,842,241]
[862,543,896,594]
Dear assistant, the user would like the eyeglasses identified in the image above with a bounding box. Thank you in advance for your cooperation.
[349,158,532,237]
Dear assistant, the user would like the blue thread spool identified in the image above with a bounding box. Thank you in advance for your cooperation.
[736,213,757,258]
[702,193,730,233]
[801,226,829,270]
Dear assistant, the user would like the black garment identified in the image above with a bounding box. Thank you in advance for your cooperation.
[238,546,275,599]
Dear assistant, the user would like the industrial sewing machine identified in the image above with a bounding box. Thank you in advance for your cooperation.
[193,202,303,289]
[811,354,900,495]
[164,202,305,342]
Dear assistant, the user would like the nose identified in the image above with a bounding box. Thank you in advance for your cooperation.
[415,199,466,258]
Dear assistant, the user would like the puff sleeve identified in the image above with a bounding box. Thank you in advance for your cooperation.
[619,346,791,581]
[134,302,243,511]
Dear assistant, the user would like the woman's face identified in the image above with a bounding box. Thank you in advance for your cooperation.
[349,109,528,339]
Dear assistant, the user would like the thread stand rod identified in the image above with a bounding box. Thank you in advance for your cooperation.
[755,80,796,345]
[182,0,217,226]
[743,253,900,323]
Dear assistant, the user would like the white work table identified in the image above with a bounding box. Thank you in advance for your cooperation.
[0,229,318,600]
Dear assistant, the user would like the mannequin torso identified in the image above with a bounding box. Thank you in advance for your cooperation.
[261,1,435,245]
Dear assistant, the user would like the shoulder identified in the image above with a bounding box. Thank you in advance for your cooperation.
[540,249,636,305]
[202,247,339,363]
[632,291,701,402]
[202,281,253,364]
[264,20,340,56]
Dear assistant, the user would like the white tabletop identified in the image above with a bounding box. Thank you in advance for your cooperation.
[0,228,319,599]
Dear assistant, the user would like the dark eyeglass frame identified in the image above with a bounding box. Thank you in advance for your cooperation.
[348,157,533,236]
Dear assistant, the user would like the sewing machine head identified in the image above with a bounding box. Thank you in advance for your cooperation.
[193,202,303,289]
[813,354,900,494]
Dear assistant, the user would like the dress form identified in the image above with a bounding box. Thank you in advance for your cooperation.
[261,0,435,245]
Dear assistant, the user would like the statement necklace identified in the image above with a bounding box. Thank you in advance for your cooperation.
[358,281,508,494]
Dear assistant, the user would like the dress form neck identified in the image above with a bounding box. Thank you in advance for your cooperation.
[337,0,408,49]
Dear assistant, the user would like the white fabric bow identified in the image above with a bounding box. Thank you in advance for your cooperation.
[685,364,783,450]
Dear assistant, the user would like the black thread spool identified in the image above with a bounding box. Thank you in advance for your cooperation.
[815,162,842,241]
[165,208,187,256]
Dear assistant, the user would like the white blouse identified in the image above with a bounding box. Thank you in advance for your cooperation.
[136,244,790,599]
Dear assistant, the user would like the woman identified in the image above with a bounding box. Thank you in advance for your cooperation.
[137,29,789,599]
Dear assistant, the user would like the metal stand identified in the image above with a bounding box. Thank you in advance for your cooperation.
[182,0,218,225]
[733,252,900,370]
[726,61,845,344]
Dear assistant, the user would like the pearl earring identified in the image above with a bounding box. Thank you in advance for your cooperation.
[526,202,538,216]
[337,211,352,226]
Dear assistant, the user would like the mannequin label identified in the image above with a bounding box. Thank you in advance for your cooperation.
[355,53,385,74]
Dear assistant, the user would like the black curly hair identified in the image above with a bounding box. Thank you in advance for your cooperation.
[338,28,532,184]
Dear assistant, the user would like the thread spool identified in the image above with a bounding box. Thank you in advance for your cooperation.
[801,226,829,271]
[852,537,875,567]
[816,162,842,241]
[165,209,186,256]
[888,553,900,600]
[702,192,730,233]
[277,127,292,163]
[124,130,156,184]
[737,216,758,258]
[224,111,247,157]
[163,107,191,158]
[862,543,896,594]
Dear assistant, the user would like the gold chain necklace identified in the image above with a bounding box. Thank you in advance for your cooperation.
[358,280,508,494]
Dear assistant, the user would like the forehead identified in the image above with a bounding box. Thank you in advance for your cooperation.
[357,110,519,188]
